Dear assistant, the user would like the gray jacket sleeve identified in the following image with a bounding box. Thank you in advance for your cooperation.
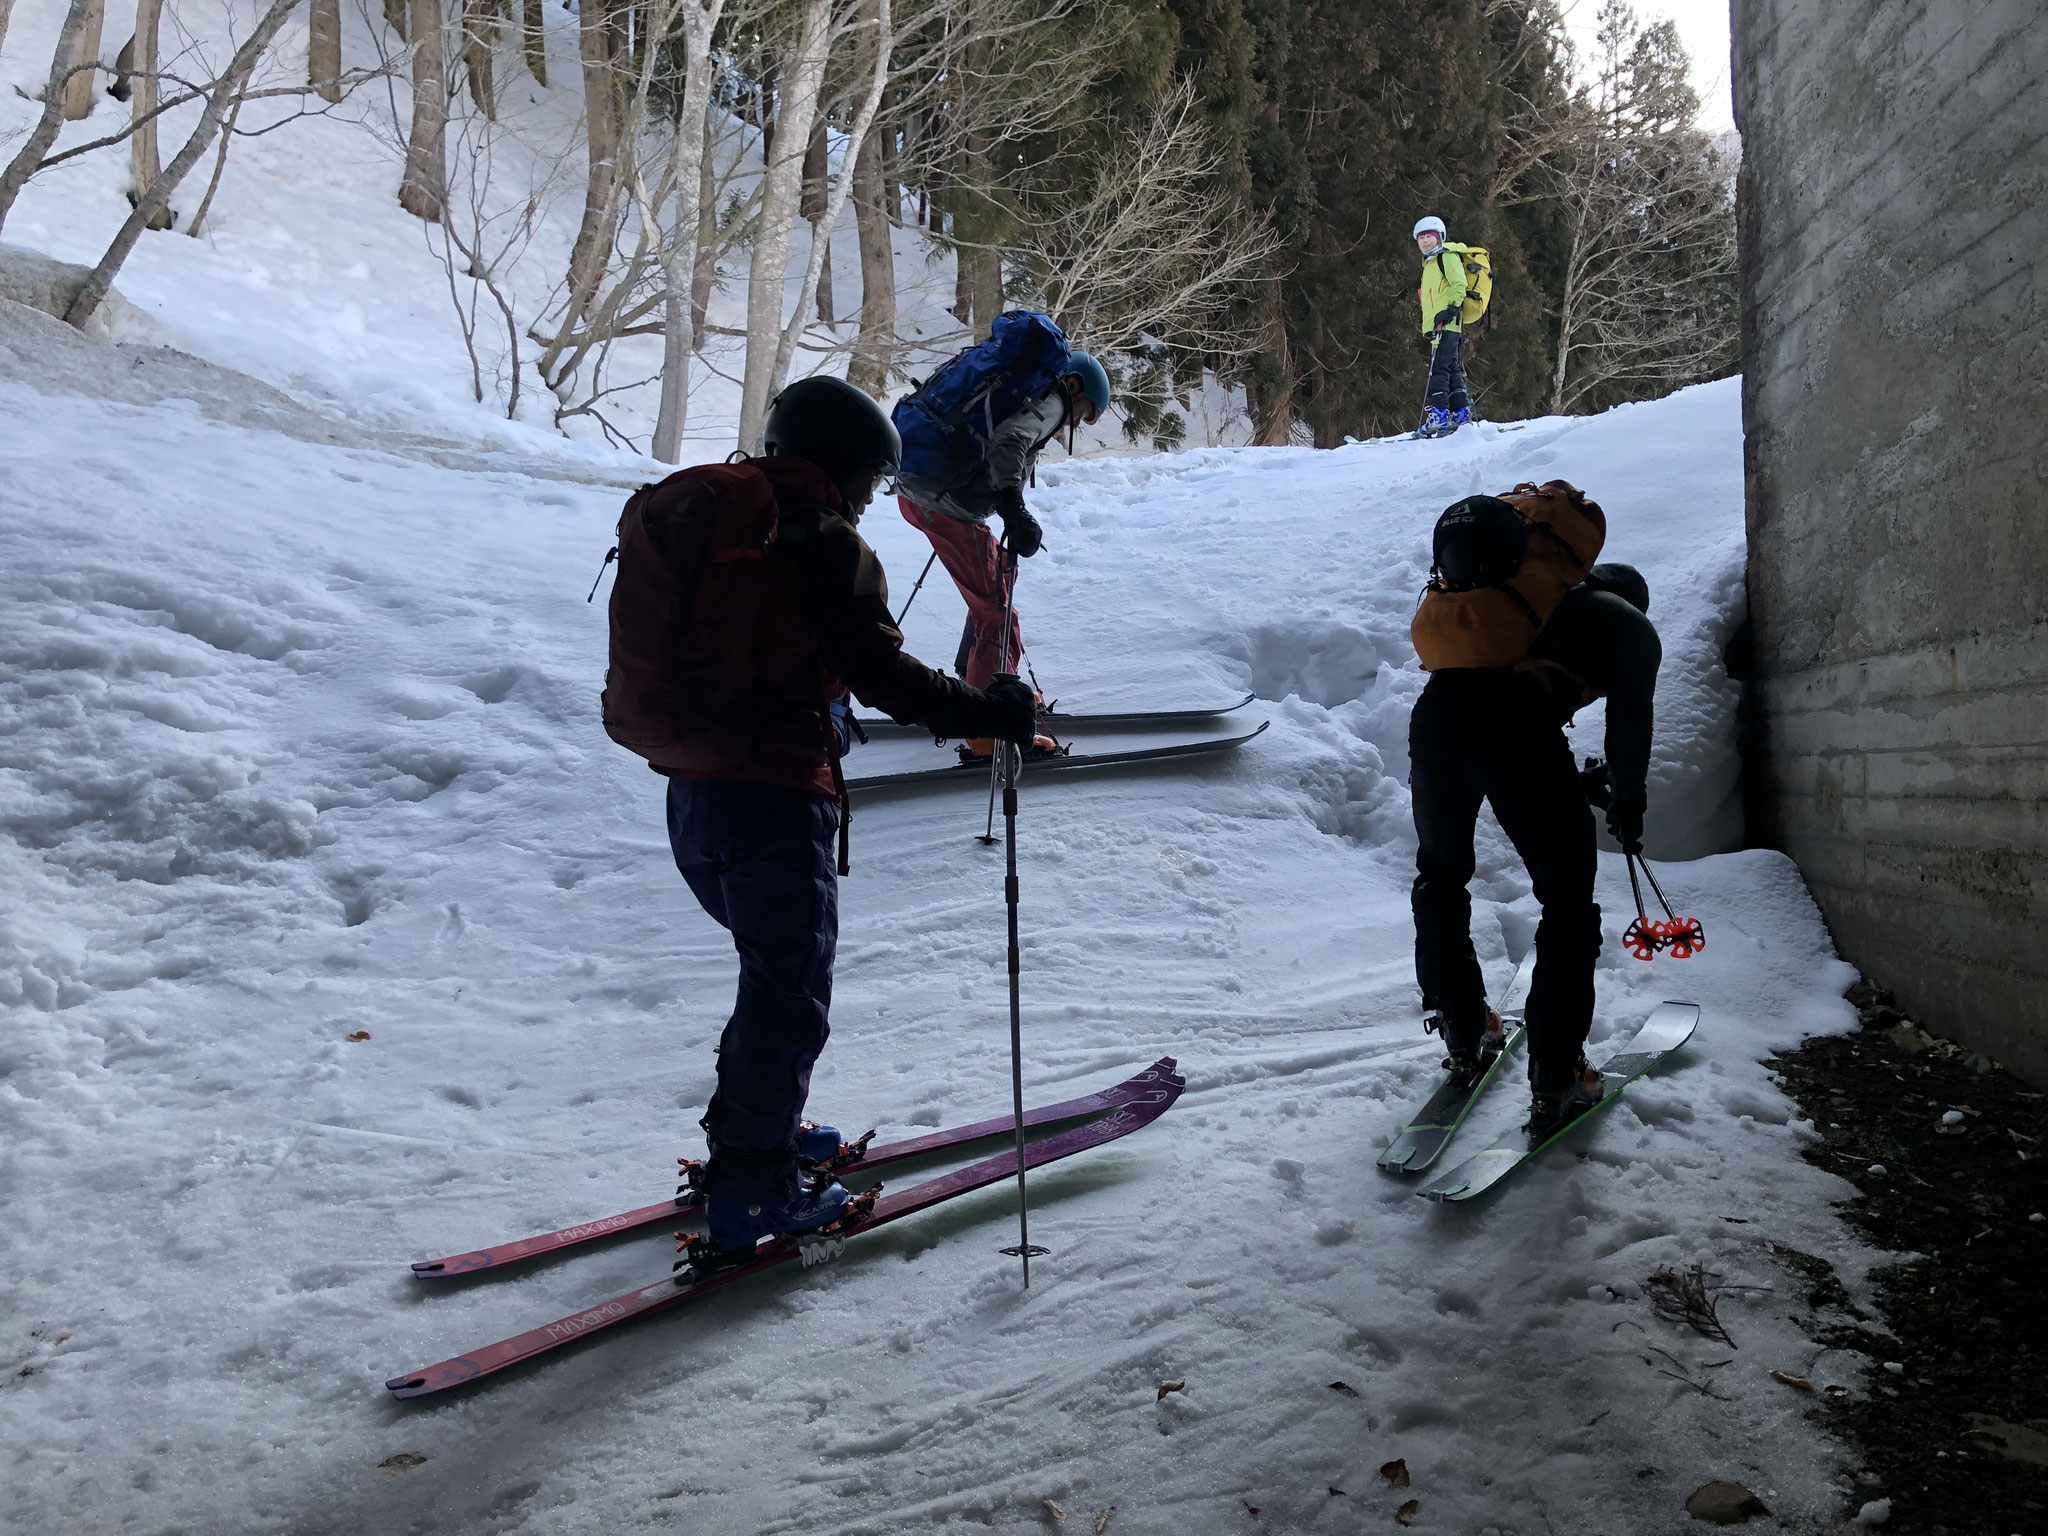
[984,390,1068,495]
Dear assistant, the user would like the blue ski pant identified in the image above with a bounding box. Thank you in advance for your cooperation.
[666,778,839,1197]
[1408,670,1600,1094]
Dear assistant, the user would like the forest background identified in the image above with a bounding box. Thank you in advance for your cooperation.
[0,0,1739,454]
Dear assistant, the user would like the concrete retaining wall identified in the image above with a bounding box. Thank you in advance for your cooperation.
[1733,0,2048,1083]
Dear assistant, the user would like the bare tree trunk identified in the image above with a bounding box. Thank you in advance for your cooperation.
[1252,278,1293,445]
[690,98,716,347]
[0,0,17,59]
[383,0,408,40]
[767,0,887,401]
[309,0,342,103]
[398,0,447,219]
[131,0,170,227]
[67,0,299,328]
[847,65,895,396]
[521,0,546,86]
[651,0,724,464]
[736,0,829,453]
[1550,209,1587,415]
[554,0,623,364]
[800,116,833,326]
[0,0,95,233]
[63,0,104,120]
[462,0,496,120]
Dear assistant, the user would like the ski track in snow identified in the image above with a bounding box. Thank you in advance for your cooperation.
[1,364,1880,1533]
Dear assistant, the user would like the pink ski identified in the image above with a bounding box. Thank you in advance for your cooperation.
[387,1061,1182,1398]
[409,1057,1182,1278]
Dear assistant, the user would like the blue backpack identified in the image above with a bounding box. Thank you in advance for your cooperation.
[892,311,1071,491]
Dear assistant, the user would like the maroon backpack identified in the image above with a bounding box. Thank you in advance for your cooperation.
[599,461,833,779]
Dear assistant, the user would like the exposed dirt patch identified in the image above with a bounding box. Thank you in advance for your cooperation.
[1769,981,2048,1534]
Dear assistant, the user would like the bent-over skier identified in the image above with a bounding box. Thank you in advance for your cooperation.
[600,376,1037,1262]
[894,314,1112,757]
[1407,484,1661,1139]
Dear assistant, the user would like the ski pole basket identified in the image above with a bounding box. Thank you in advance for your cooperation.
[1623,853,1706,961]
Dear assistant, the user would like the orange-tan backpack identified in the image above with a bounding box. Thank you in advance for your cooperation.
[1409,480,1607,671]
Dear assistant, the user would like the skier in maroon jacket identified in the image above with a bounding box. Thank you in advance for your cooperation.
[604,377,1036,1261]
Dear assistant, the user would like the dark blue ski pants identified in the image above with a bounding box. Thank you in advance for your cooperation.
[1424,330,1470,412]
[1409,670,1600,1093]
[666,778,839,1196]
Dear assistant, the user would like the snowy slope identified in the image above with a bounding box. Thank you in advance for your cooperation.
[1,333,1880,1535]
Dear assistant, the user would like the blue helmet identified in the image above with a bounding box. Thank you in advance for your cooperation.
[1062,351,1111,416]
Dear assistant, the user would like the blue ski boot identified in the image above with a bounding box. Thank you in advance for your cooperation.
[1419,407,1451,438]
[1451,406,1472,428]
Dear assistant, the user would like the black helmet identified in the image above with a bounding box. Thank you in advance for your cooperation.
[762,376,901,509]
[1585,561,1651,614]
[1431,495,1527,590]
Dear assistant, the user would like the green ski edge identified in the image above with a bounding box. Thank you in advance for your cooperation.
[1414,1000,1700,1203]
[1376,950,1539,1174]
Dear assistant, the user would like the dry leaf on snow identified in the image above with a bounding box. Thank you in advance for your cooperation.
[1156,1379,1185,1401]
[1041,1497,1066,1521]
[1328,1380,1360,1397]
[346,1031,371,1042]
[1395,1497,1421,1525]
[1769,1370,1817,1393]
[1379,1458,1410,1489]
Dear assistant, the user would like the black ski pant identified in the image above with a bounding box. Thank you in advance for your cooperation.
[1424,330,1470,412]
[666,777,839,1207]
[1409,670,1600,1093]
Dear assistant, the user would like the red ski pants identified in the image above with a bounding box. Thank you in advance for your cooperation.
[898,495,1023,689]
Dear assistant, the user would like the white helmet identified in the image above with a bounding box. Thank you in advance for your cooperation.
[1413,215,1447,241]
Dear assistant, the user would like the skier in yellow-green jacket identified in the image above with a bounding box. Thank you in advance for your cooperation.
[1414,215,1471,437]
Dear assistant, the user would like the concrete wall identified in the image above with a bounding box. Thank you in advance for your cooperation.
[1733,1,2048,1083]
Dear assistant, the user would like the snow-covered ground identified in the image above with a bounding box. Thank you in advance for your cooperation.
[2,344,1880,1530]
[2,7,1881,1531]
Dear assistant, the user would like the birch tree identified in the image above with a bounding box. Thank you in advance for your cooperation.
[63,0,104,120]
[130,0,170,227]
[309,0,343,104]
[66,0,302,327]
[398,0,448,218]
[649,0,727,462]
[735,0,829,452]
[0,0,99,230]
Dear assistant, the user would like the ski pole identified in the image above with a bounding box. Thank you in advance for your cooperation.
[893,549,938,628]
[995,731,1045,1283]
[979,543,1018,847]
[1415,333,1439,435]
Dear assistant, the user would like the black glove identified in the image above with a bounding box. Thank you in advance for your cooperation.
[1606,800,1645,854]
[995,487,1043,558]
[983,674,1038,745]
[1579,756,1613,810]
[1433,306,1462,330]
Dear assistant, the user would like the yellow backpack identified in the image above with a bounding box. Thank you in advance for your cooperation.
[1440,242,1493,325]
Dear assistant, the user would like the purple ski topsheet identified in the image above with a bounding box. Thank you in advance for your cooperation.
[410,1058,1181,1278]
[386,1062,1183,1398]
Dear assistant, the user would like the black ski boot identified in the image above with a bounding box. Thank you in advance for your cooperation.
[1525,1058,1604,1142]
[1429,1007,1507,1092]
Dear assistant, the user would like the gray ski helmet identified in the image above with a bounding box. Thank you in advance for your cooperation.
[1413,215,1447,242]
[1062,351,1111,416]
[762,376,901,505]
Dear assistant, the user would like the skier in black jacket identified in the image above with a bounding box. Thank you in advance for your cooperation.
[1409,562,1660,1139]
